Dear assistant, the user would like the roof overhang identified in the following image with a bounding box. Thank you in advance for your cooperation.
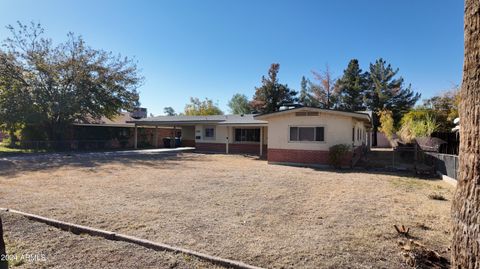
[254,107,371,123]
[218,123,268,127]
[73,123,174,129]
[127,120,223,126]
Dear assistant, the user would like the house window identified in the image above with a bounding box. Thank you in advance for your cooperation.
[289,127,325,142]
[204,126,215,139]
[235,128,260,142]
[352,128,355,142]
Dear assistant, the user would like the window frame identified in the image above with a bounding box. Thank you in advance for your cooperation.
[288,125,326,143]
[203,126,216,140]
[233,128,261,143]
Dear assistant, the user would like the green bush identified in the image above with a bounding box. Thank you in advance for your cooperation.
[398,110,439,143]
[329,144,351,169]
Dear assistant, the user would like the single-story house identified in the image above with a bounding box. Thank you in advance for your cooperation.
[129,106,371,167]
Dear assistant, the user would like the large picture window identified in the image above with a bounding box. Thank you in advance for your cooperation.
[289,126,325,142]
[235,128,260,142]
[204,126,215,139]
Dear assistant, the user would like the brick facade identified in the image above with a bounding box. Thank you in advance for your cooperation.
[230,143,260,155]
[195,142,226,153]
[267,148,353,167]
[195,142,267,157]
[181,139,196,147]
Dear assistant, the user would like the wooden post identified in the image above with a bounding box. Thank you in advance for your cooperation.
[134,124,138,149]
[226,127,229,154]
[171,126,176,148]
[0,216,7,269]
[259,127,263,157]
[154,125,159,148]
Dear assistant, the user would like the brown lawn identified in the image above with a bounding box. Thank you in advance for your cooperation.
[0,152,454,268]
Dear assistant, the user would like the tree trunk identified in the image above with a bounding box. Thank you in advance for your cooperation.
[0,216,7,269]
[451,1,480,268]
[7,129,15,148]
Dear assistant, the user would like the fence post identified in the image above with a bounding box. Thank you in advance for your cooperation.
[392,148,395,169]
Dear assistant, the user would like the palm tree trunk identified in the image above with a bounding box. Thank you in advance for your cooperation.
[451,1,480,268]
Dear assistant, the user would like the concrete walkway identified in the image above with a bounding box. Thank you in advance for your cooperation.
[0,147,195,161]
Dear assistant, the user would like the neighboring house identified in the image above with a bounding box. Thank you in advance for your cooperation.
[129,106,371,167]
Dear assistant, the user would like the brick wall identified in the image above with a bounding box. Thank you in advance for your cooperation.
[195,142,226,153]
[195,142,267,157]
[181,139,196,147]
[229,143,260,155]
[268,148,353,166]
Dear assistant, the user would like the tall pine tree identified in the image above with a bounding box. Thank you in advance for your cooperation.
[251,63,298,113]
[365,58,420,145]
[336,59,367,111]
[298,76,317,107]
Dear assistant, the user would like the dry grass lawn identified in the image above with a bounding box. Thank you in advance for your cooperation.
[0,152,454,268]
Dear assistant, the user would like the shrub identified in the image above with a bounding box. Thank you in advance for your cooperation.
[329,144,350,169]
[398,110,439,143]
[428,192,447,201]
[378,110,395,140]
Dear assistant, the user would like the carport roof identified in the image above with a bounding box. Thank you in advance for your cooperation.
[127,114,268,126]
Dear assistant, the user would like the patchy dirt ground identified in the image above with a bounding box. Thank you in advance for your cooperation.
[1,213,222,269]
[0,152,454,268]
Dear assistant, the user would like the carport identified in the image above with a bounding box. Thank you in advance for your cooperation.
[128,114,268,156]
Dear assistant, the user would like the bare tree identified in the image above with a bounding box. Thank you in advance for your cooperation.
[310,65,338,109]
[451,0,480,267]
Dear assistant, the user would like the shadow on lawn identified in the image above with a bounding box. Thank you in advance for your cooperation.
[0,152,208,177]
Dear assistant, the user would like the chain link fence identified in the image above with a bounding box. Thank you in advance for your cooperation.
[423,152,459,180]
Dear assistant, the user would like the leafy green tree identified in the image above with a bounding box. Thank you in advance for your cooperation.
[421,87,459,131]
[163,107,177,116]
[298,76,317,107]
[365,58,421,145]
[184,97,223,116]
[0,60,33,145]
[251,63,298,113]
[309,65,339,109]
[0,22,142,141]
[336,59,367,111]
[397,109,438,142]
[227,93,252,114]
[377,110,395,140]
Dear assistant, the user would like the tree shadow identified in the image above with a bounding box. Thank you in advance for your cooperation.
[0,152,208,178]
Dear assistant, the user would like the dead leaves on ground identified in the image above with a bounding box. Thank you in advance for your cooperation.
[394,225,450,269]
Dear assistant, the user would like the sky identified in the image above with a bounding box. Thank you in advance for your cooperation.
[0,0,464,115]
